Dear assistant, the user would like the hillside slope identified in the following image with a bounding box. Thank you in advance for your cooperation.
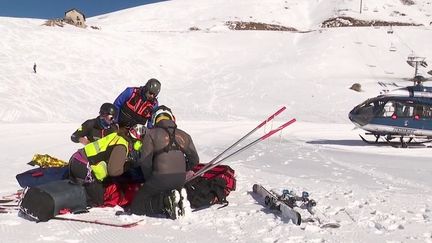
[1,0,431,123]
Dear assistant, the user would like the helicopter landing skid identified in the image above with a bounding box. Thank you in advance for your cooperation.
[384,137,432,148]
[384,137,409,148]
[359,134,432,148]
[359,134,382,144]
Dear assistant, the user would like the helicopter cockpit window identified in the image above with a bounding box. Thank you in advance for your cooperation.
[357,99,383,115]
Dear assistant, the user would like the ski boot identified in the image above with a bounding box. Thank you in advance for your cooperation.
[163,189,181,220]
[177,188,191,217]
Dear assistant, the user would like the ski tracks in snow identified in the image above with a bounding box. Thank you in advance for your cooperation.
[232,128,432,242]
[288,138,432,241]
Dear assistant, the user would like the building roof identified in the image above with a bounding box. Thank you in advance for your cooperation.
[64,8,86,21]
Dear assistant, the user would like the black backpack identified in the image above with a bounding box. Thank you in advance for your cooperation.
[185,177,228,209]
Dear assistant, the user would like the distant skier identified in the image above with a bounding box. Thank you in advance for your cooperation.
[33,63,37,73]
[113,78,160,128]
[128,105,199,219]
[71,103,119,145]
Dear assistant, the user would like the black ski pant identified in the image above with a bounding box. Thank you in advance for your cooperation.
[128,173,185,215]
[68,153,104,207]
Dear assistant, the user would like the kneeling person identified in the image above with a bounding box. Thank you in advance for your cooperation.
[129,106,199,219]
[69,126,140,206]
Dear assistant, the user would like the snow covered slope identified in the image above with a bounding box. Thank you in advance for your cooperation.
[1,0,431,123]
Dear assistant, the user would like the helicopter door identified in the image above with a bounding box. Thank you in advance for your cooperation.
[398,101,413,122]
[374,100,399,129]
[413,104,432,132]
[395,101,421,133]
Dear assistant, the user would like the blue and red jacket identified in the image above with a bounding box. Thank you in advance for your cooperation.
[114,87,158,128]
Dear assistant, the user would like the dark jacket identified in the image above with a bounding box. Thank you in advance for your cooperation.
[113,87,158,128]
[71,117,118,143]
[137,119,199,180]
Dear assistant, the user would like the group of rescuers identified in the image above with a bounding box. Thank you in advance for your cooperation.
[69,78,199,219]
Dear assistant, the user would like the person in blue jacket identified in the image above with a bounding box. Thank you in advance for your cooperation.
[113,78,160,128]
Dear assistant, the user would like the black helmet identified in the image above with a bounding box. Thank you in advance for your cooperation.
[151,105,175,125]
[144,78,161,96]
[99,103,117,116]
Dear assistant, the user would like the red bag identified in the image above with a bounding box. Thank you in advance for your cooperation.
[192,164,236,196]
[103,183,140,207]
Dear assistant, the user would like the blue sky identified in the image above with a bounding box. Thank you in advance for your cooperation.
[0,0,166,19]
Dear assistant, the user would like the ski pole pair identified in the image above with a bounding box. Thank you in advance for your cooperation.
[187,106,296,183]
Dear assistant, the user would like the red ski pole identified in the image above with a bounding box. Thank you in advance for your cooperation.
[193,106,286,175]
[187,118,296,182]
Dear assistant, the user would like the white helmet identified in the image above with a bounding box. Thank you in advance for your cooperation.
[129,124,146,140]
[152,105,175,125]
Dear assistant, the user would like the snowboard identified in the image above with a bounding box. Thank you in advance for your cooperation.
[53,215,144,228]
[252,184,301,225]
[0,193,143,227]
[53,207,145,228]
[0,206,144,227]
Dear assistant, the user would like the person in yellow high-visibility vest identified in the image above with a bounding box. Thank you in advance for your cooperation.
[68,126,143,206]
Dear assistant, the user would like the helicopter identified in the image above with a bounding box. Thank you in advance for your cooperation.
[349,83,432,147]
[349,55,432,148]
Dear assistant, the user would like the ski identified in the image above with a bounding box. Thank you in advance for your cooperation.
[188,106,287,182]
[1,189,23,201]
[270,189,316,213]
[0,206,19,214]
[271,188,341,229]
[53,216,144,228]
[0,204,19,208]
[252,184,301,225]
[0,199,16,204]
[0,190,22,207]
